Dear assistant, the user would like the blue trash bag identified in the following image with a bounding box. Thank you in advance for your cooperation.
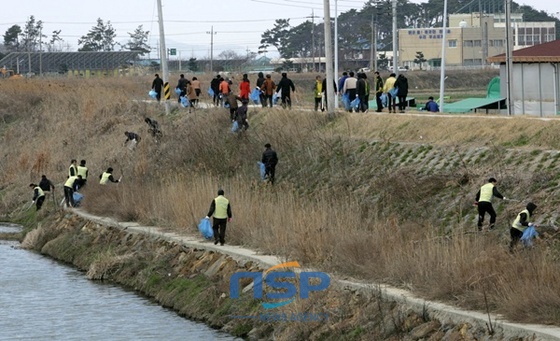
[341,93,351,110]
[207,87,214,97]
[73,192,84,207]
[231,120,240,133]
[250,88,261,104]
[380,93,388,107]
[273,92,279,105]
[257,161,266,180]
[350,97,360,110]
[389,87,399,97]
[521,225,538,247]
[148,89,157,99]
[198,217,213,240]
[175,87,182,95]
[180,96,190,107]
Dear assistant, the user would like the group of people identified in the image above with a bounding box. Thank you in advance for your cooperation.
[150,73,201,108]
[474,177,540,252]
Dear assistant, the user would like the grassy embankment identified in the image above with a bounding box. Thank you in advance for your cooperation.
[1,70,559,326]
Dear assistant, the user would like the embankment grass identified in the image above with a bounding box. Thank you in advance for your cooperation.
[1,75,559,326]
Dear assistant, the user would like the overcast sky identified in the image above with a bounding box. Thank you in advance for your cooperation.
[0,0,556,59]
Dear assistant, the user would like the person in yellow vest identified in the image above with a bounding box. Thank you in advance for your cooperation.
[64,175,82,208]
[99,167,120,185]
[29,183,45,210]
[205,189,232,246]
[68,159,77,177]
[475,177,506,231]
[313,75,323,111]
[77,159,88,189]
[510,202,537,252]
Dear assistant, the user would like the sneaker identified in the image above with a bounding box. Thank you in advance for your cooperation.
[214,240,219,245]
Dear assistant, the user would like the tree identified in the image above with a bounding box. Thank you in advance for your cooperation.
[78,18,117,51]
[218,49,242,60]
[124,25,150,55]
[188,57,198,72]
[48,30,64,52]
[3,25,22,52]
[21,16,44,52]
[259,19,292,57]
[414,51,427,70]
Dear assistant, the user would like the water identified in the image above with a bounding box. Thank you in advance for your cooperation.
[0,224,240,341]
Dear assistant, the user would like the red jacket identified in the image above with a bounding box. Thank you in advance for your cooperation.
[239,80,251,99]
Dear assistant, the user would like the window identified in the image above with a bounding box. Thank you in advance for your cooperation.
[464,40,474,47]
[448,40,457,48]
[473,40,482,47]
[493,40,504,47]
[518,28,525,35]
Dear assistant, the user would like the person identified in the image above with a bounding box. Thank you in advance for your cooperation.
[63,175,82,208]
[239,74,251,101]
[39,175,55,193]
[145,117,162,139]
[338,71,348,100]
[235,99,250,131]
[219,77,231,107]
[256,72,266,107]
[356,73,370,113]
[475,177,506,231]
[342,71,357,112]
[313,75,323,111]
[374,71,384,112]
[262,143,278,185]
[186,80,198,113]
[260,74,276,108]
[151,74,164,102]
[383,73,397,113]
[176,74,188,103]
[191,77,201,106]
[225,92,239,121]
[210,74,221,106]
[276,72,295,109]
[424,96,439,112]
[29,183,45,211]
[124,131,141,150]
[77,159,88,189]
[321,76,337,111]
[510,202,537,252]
[394,74,409,113]
[99,167,120,185]
[68,159,77,177]
[205,189,232,246]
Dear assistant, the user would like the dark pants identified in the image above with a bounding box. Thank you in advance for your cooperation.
[398,95,407,111]
[359,95,368,112]
[280,94,291,109]
[178,89,186,103]
[265,165,276,184]
[346,89,356,112]
[263,94,273,107]
[64,186,75,208]
[212,218,227,245]
[387,93,396,112]
[375,92,383,112]
[213,92,220,106]
[260,93,266,107]
[477,201,496,230]
[314,97,322,111]
[155,90,161,102]
[36,196,45,210]
[509,227,523,252]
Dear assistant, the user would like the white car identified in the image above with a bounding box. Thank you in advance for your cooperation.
[388,66,408,72]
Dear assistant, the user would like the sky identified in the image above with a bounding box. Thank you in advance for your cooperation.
[0,0,557,60]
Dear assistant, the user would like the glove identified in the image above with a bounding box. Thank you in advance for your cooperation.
[528,222,534,227]
[473,201,478,206]
[205,216,210,219]
[503,197,507,200]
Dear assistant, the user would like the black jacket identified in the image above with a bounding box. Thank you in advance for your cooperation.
[39,178,54,191]
[152,77,164,91]
[262,148,278,167]
[395,75,409,97]
[276,77,295,94]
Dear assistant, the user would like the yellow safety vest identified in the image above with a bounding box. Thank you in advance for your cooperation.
[99,172,112,185]
[34,186,45,198]
[77,166,88,179]
[314,81,322,98]
[479,183,494,203]
[512,209,531,232]
[69,164,77,177]
[213,196,229,219]
[65,176,78,188]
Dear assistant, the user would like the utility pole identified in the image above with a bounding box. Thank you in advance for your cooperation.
[156,0,170,115]
[39,26,42,76]
[439,0,448,112]
[392,0,398,76]
[334,0,339,108]
[206,26,217,73]
[323,0,335,118]
[505,0,514,115]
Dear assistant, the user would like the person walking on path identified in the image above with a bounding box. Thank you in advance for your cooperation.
[210,74,221,106]
[374,71,384,112]
[475,177,506,231]
[256,72,266,107]
[205,189,232,246]
[356,73,370,113]
[219,77,231,107]
[383,73,397,113]
[260,74,276,108]
[313,75,323,111]
[176,74,188,103]
[29,183,45,211]
[191,77,201,106]
[510,202,537,252]
[68,159,77,178]
[77,159,88,189]
[321,76,337,111]
[394,74,409,113]
[99,167,120,185]
[276,72,296,109]
[151,74,164,102]
[262,143,278,185]
[338,71,348,101]
[342,71,358,112]
[239,74,251,101]
[63,175,81,208]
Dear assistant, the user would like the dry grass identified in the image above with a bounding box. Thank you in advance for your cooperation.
[2,75,560,326]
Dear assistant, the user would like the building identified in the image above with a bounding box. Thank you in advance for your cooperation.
[398,13,556,70]
[487,39,560,116]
